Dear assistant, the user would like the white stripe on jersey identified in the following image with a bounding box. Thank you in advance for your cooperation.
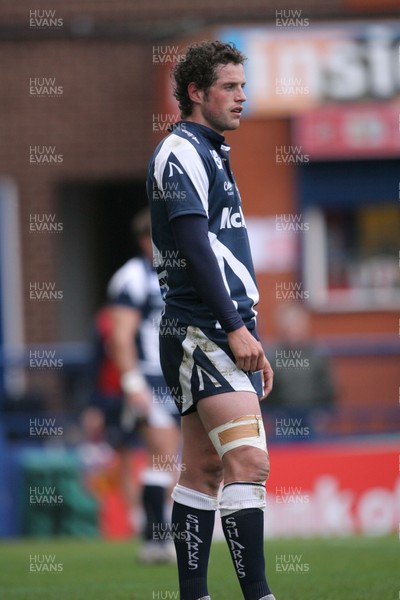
[107,258,149,305]
[153,134,209,216]
[208,231,259,320]
[179,325,255,413]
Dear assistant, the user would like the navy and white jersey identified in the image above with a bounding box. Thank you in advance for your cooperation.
[107,257,163,376]
[147,121,259,330]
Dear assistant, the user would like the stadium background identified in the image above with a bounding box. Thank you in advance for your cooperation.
[0,0,398,557]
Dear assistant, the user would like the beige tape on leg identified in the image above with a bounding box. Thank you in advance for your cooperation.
[208,414,267,459]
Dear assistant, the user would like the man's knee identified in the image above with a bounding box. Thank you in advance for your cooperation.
[208,414,269,482]
[224,446,270,483]
[244,447,270,482]
[181,448,223,495]
[199,452,224,490]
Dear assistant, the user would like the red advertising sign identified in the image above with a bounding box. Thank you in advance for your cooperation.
[266,439,399,537]
[293,102,400,158]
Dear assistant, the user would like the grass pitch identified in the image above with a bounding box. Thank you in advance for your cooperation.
[0,536,397,599]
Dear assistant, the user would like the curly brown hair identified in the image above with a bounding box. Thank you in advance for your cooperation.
[172,40,247,118]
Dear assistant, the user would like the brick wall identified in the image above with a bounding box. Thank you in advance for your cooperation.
[0,0,343,26]
[0,39,154,343]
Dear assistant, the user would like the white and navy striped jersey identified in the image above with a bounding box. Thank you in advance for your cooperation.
[147,121,259,331]
[107,257,163,376]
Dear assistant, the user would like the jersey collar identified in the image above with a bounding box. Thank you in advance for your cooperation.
[171,121,227,149]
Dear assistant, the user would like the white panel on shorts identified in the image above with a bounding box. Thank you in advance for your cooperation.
[178,325,255,414]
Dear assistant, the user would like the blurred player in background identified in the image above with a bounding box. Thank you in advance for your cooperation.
[148,41,276,600]
[88,208,180,563]
[266,302,336,437]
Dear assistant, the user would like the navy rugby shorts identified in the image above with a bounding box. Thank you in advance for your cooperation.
[159,319,263,416]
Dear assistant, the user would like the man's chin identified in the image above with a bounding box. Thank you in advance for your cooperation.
[205,117,240,133]
[223,118,241,131]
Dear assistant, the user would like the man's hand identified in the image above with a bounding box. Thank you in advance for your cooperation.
[120,368,152,427]
[120,387,152,432]
[125,387,152,418]
[227,325,273,399]
[260,357,274,400]
[227,325,264,371]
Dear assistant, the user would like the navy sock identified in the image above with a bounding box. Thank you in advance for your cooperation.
[222,508,271,600]
[142,484,165,541]
[172,501,215,600]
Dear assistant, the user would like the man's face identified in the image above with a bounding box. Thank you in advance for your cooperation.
[195,63,247,134]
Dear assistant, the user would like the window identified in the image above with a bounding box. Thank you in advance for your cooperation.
[303,203,400,310]
[299,160,400,311]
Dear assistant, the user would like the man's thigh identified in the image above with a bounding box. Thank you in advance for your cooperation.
[179,411,223,495]
[196,391,262,433]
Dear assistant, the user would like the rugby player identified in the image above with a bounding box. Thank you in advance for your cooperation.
[107,208,180,563]
[147,41,276,600]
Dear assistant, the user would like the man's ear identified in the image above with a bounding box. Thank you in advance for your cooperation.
[187,82,204,106]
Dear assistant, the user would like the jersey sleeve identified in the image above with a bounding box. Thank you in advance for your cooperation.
[153,134,209,221]
[171,214,244,332]
[107,259,147,310]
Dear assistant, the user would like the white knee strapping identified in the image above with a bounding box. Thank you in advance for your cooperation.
[219,482,266,517]
[172,483,218,511]
[208,414,267,459]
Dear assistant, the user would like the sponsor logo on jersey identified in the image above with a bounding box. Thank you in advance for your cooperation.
[224,181,234,192]
[220,206,246,229]
[210,149,223,170]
